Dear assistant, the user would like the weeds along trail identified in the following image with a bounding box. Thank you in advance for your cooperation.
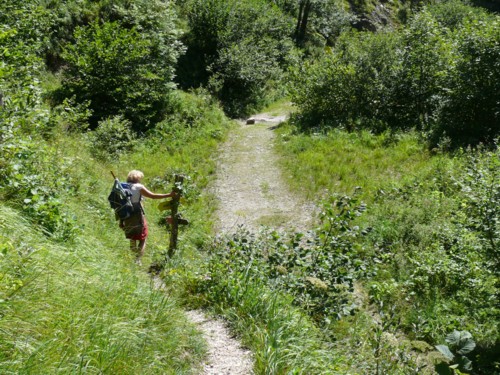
[213,114,315,234]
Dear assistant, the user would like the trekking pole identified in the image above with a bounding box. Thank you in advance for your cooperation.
[110,171,117,180]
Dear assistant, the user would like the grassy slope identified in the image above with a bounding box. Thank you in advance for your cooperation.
[0,94,231,373]
[0,204,203,374]
[276,126,440,201]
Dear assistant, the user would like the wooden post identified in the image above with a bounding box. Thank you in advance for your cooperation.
[168,174,184,258]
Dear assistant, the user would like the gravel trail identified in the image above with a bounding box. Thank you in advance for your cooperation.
[186,310,253,375]
[188,113,315,375]
[213,114,314,233]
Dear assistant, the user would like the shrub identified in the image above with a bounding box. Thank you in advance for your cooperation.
[390,10,453,132]
[289,53,359,130]
[0,141,79,241]
[207,35,285,117]
[428,0,489,30]
[0,0,50,55]
[290,4,500,149]
[150,89,228,143]
[290,30,401,132]
[453,147,500,269]
[0,25,49,137]
[0,3,78,241]
[178,0,297,117]
[434,18,500,148]
[200,192,369,323]
[60,20,181,131]
[49,96,92,133]
[89,116,136,161]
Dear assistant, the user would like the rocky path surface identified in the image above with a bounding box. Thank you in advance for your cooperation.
[187,113,315,375]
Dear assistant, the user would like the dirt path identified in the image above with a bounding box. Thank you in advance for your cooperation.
[186,113,316,375]
[213,114,314,233]
[186,310,253,375]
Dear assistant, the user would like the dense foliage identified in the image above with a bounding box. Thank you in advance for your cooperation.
[177,0,298,117]
[200,193,369,320]
[270,0,355,46]
[54,0,183,130]
[290,1,500,148]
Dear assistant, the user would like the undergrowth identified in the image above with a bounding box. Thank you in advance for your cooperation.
[0,202,203,374]
[167,116,499,374]
[272,124,500,374]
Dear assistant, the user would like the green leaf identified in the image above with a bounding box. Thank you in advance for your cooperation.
[436,345,455,360]
[457,338,475,355]
[445,330,461,346]
[458,356,473,372]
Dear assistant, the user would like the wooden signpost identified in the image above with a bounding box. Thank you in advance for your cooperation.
[158,174,189,258]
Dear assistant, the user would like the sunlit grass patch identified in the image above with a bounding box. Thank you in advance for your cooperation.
[275,126,441,200]
[260,98,296,116]
[256,213,290,227]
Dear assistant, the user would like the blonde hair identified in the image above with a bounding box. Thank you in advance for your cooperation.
[127,170,144,183]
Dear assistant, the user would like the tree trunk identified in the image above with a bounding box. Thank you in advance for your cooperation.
[298,0,312,44]
[295,0,305,43]
[295,0,312,46]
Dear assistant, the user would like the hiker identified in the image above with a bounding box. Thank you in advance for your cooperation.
[120,170,176,264]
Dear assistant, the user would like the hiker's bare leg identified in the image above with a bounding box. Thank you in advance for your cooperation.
[138,239,146,259]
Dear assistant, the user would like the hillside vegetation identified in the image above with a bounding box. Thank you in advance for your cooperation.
[1,0,499,374]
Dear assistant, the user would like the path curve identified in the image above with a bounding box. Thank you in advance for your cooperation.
[186,311,253,375]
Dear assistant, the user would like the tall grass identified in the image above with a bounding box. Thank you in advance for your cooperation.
[0,204,204,374]
[0,90,234,373]
[190,267,346,374]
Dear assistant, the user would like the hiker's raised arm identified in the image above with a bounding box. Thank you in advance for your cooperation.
[140,186,175,199]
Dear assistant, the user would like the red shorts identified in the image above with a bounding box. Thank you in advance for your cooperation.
[124,215,148,240]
